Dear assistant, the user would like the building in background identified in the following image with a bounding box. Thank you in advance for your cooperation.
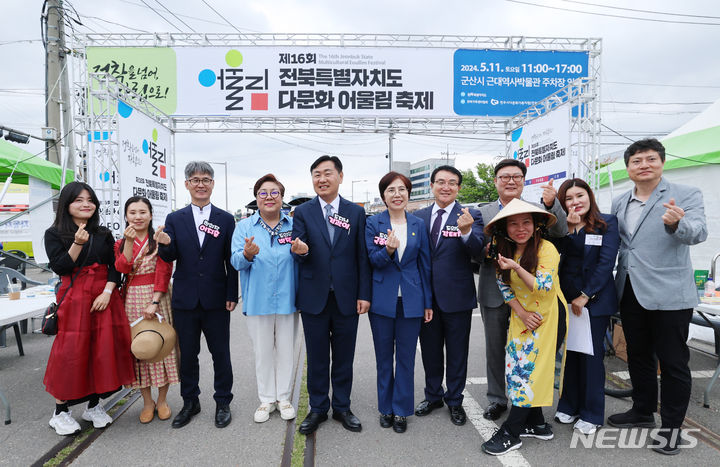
[393,158,455,201]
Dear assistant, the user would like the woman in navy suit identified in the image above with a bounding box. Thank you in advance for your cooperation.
[553,178,619,435]
[365,171,433,433]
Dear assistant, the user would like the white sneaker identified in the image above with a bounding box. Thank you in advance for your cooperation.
[278,400,296,420]
[554,411,578,424]
[574,419,599,435]
[253,402,277,423]
[49,410,81,436]
[82,404,113,428]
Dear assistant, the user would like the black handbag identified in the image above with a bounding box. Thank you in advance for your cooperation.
[42,236,93,336]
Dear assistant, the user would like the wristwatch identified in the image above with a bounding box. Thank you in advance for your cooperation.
[580,291,591,300]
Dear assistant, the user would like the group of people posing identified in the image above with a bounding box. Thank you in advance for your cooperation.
[42,138,706,458]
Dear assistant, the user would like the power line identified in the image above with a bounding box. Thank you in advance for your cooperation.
[505,0,720,26]
[116,0,259,31]
[78,13,151,33]
[200,0,244,34]
[562,1,720,20]
[153,0,197,32]
[603,100,713,105]
[139,0,183,32]
[606,80,720,89]
[601,123,720,165]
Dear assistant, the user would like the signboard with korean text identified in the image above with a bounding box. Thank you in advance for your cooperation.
[117,100,172,228]
[509,106,571,203]
[87,47,589,118]
[453,50,588,116]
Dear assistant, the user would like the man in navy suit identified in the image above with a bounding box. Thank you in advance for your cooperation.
[414,165,485,426]
[156,161,238,429]
[291,155,372,435]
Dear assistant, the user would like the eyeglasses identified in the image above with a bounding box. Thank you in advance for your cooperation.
[187,177,214,186]
[385,187,408,195]
[433,179,459,187]
[497,174,524,183]
[258,190,281,199]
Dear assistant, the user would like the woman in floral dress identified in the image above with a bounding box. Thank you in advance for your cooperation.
[480,198,568,456]
[115,196,179,423]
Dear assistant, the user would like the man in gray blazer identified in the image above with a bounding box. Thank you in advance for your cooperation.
[607,138,707,455]
[477,158,567,420]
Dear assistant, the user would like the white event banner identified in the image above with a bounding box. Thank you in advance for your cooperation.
[117,101,172,228]
[509,106,571,203]
[175,47,453,117]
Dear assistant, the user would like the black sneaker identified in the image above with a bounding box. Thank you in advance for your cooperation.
[482,427,522,456]
[607,408,656,428]
[519,423,554,440]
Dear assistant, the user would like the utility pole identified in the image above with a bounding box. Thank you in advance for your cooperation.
[44,0,74,172]
[387,131,395,172]
[441,144,457,164]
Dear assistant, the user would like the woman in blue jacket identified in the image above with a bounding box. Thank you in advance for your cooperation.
[553,178,619,435]
[231,174,298,424]
[365,171,433,434]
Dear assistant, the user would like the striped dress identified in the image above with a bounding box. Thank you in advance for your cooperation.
[114,238,179,389]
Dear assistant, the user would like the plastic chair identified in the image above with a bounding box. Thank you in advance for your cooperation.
[0,250,28,276]
[0,266,41,294]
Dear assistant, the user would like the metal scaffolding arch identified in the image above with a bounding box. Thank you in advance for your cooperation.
[66,33,602,218]
[506,76,601,191]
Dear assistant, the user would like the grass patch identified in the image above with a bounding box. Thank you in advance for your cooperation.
[43,425,94,467]
[291,358,308,467]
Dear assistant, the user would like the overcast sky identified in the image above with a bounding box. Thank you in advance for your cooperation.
[2,0,719,212]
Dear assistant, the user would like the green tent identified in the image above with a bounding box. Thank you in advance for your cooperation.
[599,99,720,187]
[0,139,74,189]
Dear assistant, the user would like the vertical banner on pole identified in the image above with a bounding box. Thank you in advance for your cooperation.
[509,106,571,203]
[117,101,173,227]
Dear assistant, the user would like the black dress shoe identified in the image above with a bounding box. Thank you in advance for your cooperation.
[483,402,507,421]
[215,404,232,428]
[415,399,444,416]
[392,415,407,433]
[379,413,394,428]
[332,409,362,432]
[171,400,201,429]
[449,405,467,426]
[298,412,328,435]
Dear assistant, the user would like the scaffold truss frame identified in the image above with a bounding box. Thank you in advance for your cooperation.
[67,33,602,211]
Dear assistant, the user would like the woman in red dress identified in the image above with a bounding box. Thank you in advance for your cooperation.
[114,196,178,424]
[43,182,134,436]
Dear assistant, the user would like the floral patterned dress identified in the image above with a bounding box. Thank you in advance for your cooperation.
[496,239,568,407]
[114,238,179,389]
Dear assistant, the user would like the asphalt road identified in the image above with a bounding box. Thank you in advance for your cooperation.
[1,296,719,466]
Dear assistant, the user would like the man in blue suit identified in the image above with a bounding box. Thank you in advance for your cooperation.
[414,165,485,426]
[291,155,372,435]
[156,161,238,429]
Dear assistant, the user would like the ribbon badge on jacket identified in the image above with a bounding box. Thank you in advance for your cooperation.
[442,224,461,238]
[277,231,292,245]
[329,213,351,231]
[373,231,389,246]
[199,219,221,238]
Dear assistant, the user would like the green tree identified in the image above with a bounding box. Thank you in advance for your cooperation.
[458,162,498,203]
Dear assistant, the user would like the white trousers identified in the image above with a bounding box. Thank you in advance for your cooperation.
[245,313,299,403]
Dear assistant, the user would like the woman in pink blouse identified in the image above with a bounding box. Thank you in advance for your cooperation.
[114,196,179,424]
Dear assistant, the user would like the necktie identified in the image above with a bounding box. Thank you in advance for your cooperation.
[430,208,445,247]
[324,203,335,243]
